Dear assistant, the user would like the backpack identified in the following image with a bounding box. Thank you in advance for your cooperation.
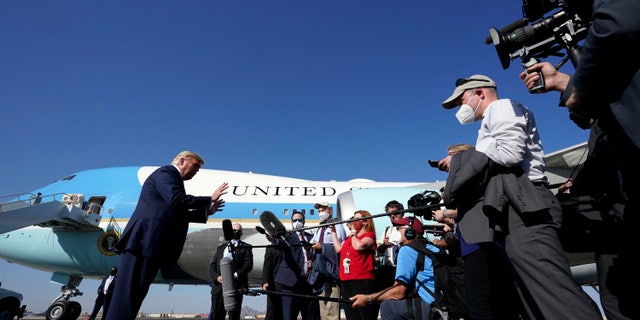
[406,239,469,320]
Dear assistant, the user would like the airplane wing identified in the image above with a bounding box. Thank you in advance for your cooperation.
[543,141,589,187]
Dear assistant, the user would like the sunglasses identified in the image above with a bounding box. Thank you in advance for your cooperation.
[455,77,490,87]
[292,218,304,222]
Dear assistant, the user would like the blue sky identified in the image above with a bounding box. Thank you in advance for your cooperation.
[0,0,592,315]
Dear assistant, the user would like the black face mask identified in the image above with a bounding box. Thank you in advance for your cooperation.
[110,268,117,276]
[232,231,242,240]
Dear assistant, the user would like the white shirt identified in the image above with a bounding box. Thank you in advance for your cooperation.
[223,240,238,258]
[103,275,115,295]
[475,98,547,182]
[311,221,347,244]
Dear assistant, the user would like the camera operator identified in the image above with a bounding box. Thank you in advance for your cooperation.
[521,43,640,320]
[441,74,602,320]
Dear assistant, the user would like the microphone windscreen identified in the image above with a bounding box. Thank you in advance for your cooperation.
[222,219,234,241]
[220,256,239,312]
[255,226,267,235]
[260,211,286,238]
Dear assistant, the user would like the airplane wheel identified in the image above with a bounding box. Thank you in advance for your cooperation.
[45,300,69,320]
[0,300,19,320]
[0,309,17,320]
[67,301,81,320]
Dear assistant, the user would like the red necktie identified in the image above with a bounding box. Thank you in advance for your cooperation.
[318,226,327,244]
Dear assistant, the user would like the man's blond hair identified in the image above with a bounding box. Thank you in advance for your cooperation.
[172,151,205,166]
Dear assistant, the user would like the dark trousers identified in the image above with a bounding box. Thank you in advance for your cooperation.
[463,243,525,320]
[340,279,378,320]
[211,290,243,320]
[105,251,160,320]
[504,187,602,320]
[583,118,640,320]
[280,277,320,320]
[264,282,282,320]
[88,295,104,320]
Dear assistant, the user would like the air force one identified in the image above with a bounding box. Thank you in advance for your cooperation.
[0,142,592,319]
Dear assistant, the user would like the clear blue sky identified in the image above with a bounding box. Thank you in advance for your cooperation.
[0,0,591,315]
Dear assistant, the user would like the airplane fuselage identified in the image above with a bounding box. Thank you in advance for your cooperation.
[0,166,442,287]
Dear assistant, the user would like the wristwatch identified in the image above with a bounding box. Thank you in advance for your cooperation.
[367,295,372,304]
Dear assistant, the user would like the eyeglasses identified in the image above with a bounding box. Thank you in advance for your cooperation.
[455,77,490,87]
[292,218,304,222]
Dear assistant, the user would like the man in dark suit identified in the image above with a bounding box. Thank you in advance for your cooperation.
[106,151,229,320]
[209,223,253,320]
[275,211,320,320]
[262,233,283,320]
[88,266,118,320]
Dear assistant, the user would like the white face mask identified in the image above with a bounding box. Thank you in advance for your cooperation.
[388,227,401,245]
[319,212,331,221]
[455,94,481,125]
[293,221,304,231]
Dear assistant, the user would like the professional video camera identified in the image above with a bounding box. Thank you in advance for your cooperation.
[407,190,441,217]
[486,0,593,93]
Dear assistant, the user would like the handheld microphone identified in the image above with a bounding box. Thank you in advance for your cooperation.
[255,226,267,235]
[222,219,234,241]
[220,256,240,312]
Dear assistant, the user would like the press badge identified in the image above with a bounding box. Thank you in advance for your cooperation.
[343,258,351,274]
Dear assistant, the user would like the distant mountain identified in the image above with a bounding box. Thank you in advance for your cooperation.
[241,305,264,318]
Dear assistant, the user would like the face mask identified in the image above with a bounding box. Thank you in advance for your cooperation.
[351,221,364,231]
[232,231,242,240]
[388,227,401,245]
[319,212,331,221]
[455,94,481,125]
[293,221,304,230]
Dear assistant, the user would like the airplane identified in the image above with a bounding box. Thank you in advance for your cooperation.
[0,141,593,320]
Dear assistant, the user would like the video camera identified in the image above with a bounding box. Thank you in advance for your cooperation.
[407,190,441,217]
[486,0,592,92]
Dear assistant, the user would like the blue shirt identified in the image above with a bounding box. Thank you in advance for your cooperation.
[395,242,437,303]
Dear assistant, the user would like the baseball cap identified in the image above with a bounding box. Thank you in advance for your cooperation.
[392,217,424,236]
[314,202,331,209]
[442,74,497,109]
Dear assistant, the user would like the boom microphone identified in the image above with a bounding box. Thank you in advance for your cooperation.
[222,219,234,241]
[220,256,240,312]
[259,211,286,238]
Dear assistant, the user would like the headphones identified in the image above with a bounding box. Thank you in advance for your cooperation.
[405,216,416,240]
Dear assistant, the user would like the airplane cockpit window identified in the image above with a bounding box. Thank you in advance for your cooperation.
[60,175,77,181]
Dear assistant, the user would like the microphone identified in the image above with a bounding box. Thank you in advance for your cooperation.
[222,219,234,241]
[259,211,286,238]
[255,226,267,235]
[220,256,240,312]
[260,211,290,247]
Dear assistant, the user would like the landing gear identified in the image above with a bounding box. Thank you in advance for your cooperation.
[45,276,84,320]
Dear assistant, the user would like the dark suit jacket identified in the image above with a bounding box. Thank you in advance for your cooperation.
[209,240,253,295]
[275,230,312,288]
[445,149,549,244]
[568,0,640,150]
[115,165,212,266]
[262,243,283,286]
[96,275,117,302]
